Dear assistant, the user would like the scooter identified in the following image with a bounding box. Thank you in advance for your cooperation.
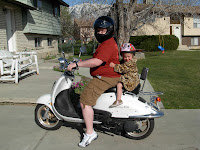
[34,52,164,140]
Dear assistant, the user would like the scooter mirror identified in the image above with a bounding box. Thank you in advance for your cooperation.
[62,51,65,58]
[79,52,81,58]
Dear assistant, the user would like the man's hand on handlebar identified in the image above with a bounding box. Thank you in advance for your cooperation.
[67,63,76,71]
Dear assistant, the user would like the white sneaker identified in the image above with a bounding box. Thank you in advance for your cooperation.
[78,131,98,148]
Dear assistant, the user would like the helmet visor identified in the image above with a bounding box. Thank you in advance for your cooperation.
[94,19,113,29]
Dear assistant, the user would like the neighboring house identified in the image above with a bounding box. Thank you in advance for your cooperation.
[0,0,68,58]
[132,5,200,50]
[74,18,95,43]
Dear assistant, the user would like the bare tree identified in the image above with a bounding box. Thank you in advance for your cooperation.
[71,0,200,47]
[60,6,74,38]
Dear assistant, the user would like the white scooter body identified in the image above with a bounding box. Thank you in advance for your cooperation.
[94,93,156,118]
[36,72,163,123]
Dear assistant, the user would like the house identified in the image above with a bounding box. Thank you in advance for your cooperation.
[0,0,68,58]
[74,18,95,43]
[132,4,200,50]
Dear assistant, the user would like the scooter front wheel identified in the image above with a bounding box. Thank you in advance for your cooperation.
[123,118,154,140]
[35,104,63,130]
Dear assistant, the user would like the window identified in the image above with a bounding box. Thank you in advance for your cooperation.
[47,38,53,46]
[35,38,42,47]
[191,37,199,46]
[54,7,59,16]
[33,0,42,9]
[170,14,180,24]
[52,2,60,17]
[193,17,200,28]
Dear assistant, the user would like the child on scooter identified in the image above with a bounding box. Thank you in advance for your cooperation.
[109,43,140,108]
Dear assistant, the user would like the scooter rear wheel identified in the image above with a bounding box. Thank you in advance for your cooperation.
[35,104,63,130]
[123,118,154,140]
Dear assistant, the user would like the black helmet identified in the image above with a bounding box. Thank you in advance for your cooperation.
[93,16,114,43]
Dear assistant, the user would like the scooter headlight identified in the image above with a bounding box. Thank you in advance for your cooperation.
[58,57,65,64]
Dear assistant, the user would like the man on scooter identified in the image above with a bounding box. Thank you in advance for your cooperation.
[67,16,120,147]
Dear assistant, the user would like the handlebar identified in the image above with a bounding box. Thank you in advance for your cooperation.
[58,56,80,75]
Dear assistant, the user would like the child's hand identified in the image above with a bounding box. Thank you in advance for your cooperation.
[109,62,115,68]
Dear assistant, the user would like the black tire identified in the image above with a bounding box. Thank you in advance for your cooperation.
[35,104,63,130]
[124,118,154,140]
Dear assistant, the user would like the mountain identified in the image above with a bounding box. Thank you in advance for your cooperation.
[69,3,111,19]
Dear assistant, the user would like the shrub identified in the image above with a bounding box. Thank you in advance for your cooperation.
[58,43,73,53]
[163,35,179,50]
[58,40,82,55]
[59,40,98,55]
[86,40,98,55]
[129,35,179,52]
[73,40,82,55]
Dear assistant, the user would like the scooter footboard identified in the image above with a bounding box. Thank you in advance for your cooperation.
[36,94,53,110]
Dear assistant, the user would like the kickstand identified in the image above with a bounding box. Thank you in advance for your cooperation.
[95,128,114,137]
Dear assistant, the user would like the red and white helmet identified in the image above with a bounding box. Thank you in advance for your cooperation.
[120,43,136,54]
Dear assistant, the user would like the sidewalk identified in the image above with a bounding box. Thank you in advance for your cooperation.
[0,60,164,108]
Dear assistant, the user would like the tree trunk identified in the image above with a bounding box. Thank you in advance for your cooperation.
[112,0,138,47]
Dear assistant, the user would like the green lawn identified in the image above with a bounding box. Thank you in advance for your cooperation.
[137,51,200,109]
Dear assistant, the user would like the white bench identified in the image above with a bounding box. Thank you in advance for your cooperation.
[0,50,39,84]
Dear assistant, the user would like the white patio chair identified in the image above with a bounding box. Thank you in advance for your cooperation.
[0,50,39,84]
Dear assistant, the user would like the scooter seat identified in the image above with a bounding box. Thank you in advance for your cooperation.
[104,83,141,95]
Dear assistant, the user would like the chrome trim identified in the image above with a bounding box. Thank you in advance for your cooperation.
[62,116,102,124]
[129,111,164,118]
[139,91,164,96]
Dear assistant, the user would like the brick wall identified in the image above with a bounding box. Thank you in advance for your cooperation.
[0,0,8,50]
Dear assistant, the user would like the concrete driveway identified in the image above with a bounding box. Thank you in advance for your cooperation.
[0,105,199,150]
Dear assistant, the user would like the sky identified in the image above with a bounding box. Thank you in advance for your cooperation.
[63,0,82,6]
[63,0,114,6]
[63,0,200,6]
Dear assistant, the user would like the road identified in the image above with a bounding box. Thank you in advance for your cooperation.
[0,105,200,150]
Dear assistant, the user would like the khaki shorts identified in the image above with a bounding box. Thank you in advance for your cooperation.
[80,76,120,106]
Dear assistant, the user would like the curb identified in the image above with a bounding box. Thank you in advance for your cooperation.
[0,98,36,104]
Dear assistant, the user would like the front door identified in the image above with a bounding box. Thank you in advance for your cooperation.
[174,26,181,44]
[5,8,16,52]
